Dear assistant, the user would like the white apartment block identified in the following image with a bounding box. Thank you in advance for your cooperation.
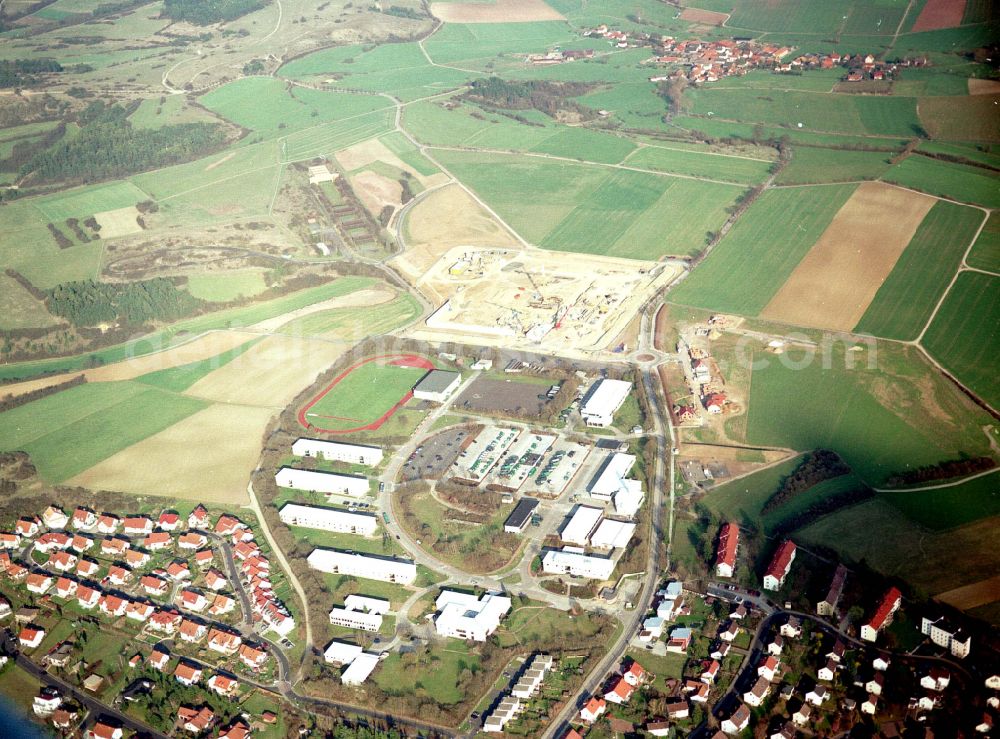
[307,548,416,584]
[542,547,616,580]
[435,591,512,642]
[278,504,377,536]
[292,439,383,466]
[921,616,971,659]
[275,467,369,497]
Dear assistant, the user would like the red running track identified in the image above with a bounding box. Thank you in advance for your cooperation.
[297,353,434,435]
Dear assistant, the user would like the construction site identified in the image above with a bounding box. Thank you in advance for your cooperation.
[405,246,683,356]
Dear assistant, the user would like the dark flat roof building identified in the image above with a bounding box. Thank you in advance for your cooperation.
[504,498,539,533]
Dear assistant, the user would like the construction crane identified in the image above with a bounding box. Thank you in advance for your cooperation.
[517,269,544,301]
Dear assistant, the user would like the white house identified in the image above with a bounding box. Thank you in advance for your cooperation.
[435,591,511,642]
[559,506,603,546]
[721,704,750,734]
[292,439,383,466]
[715,522,739,578]
[278,504,377,536]
[341,652,379,685]
[542,547,615,580]
[805,685,829,705]
[744,677,771,707]
[580,379,631,427]
[329,607,383,632]
[275,467,369,497]
[324,641,363,666]
[307,548,416,584]
[920,667,951,692]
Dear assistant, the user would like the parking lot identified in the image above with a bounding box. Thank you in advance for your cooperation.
[400,426,471,482]
[454,376,556,417]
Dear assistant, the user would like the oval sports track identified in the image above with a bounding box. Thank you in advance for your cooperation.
[297,354,434,434]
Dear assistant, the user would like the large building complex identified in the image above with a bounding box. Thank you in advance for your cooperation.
[817,564,848,616]
[861,587,903,642]
[542,547,616,580]
[307,549,417,584]
[715,522,739,579]
[275,468,369,498]
[559,505,604,546]
[434,591,512,642]
[590,519,636,550]
[329,596,390,632]
[278,504,377,536]
[580,379,631,427]
[588,453,644,518]
[291,439,383,466]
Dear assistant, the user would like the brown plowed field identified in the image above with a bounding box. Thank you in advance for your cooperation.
[936,573,1000,610]
[680,7,729,25]
[912,0,966,31]
[430,0,563,23]
[761,182,935,331]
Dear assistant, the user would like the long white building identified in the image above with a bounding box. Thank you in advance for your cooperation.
[329,607,383,632]
[275,467,369,497]
[324,641,363,665]
[589,452,645,518]
[560,505,604,546]
[542,547,616,580]
[580,378,631,427]
[292,439,383,466]
[590,519,636,550]
[341,652,380,685]
[435,591,512,642]
[307,548,416,584]
[278,504,377,536]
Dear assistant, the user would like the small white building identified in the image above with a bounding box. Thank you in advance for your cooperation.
[291,439,383,466]
[307,548,416,584]
[275,467,369,498]
[559,505,604,546]
[542,547,615,580]
[580,378,631,427]
[341,652,380,685]
[435,591,511,642]
[278,504,377,536]
[412,370,461,402]
[589,519,636,550]
[324,641,363,666]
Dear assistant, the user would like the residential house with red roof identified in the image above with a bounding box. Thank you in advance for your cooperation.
[178,704,215,734]
[148,610,182,634]
[55,577,77,599]
[206,628,241,655]
[98,593,128,618]
[188,505,209,530]
[763,540,797,591]
[26,573,53,595]
[122,517,153,536]
[51,551,77,572]
[124,549,150,568]
[126,601,154,623]
[166,561,191,581]
[150,648,170,671]
[86,719,123,739]
[604,676,634,704]
[861,587,902,642]
[16,518,41,538]
[179,589,208,612]
[0,532,21,550]
[178,532,207,550]
[238,643,267,669]
[207,673,239,697]
[143,532,172,551]
[157,512,180,531]
[100,538,129,557]
[77,586,100,609]
[580,696,607,723]
[194,549,214,568]
[204,570,227,591]
[70,535,93,553]
[174,661,202,686]
[96,515,120,534]
[715,522,739,578]
[106,565,131,587]
[179,619,207,643]
[35,532,72,552]
[72,507,97,530]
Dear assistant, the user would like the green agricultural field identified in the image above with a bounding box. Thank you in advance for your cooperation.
[670,115,913,149]
[917,141,1000,170]
[919,95,1000,142]
[31,180,151,221]
[0,380,206,481]
[0,273,59,329]
[922,271,1000,409]
[282,108,397,162]
[200,78,395,139]
[685,87,921,137]
[891,67,975,97]
[624,144,773,184]
[880,471,1000,530]
[967,212,1000,272]
[701,455,803,522]
[135,338,262,393]
[433,149,740,258]
[724,0,903,34]
[884,156,1000,208]
[775,147,895,185]
[669,184,856,314]
[128,95,219,129]
[742,340,993,485]
[304,360,430,431]
[422,21,573,65]
[528,127,636,165]
[0,278,374,383]
[185,270,270,302]
[855,201,984,339]
[279,293,421,340]
[379,131,441,177]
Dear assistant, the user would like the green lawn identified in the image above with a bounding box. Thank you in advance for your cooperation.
[880,471,1000,530]
[624,144,773,185]
[375,643,477,705]
[1,381,207,481]
[31,180,151,221]
[0,200,104,288]
[0,274,59,329]
[379,132,441,177]
[884,156,1000,208]
[854,201,984,339]
[775,147,894,185]
[185,270,270,302]
[921,271,1000,409]
[278,293,421,340]
[305,360,430,431]
[669,184,856,314]
[422,21,573,65]
[967,212,1000,273]
[743,341,993,486]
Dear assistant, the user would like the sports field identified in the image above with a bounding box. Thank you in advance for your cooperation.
[760,182,935,331]
[921,271,1000,409]
[669,184,856,315]
[299,355,436,433]
[855,201,985,339]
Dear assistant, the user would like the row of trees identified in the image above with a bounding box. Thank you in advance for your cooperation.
[162,0,267,24]
[0,58,62,88]
[761,449,851,515]
[45,277,202,327]
[22,101,225,185]
[465,77,596,119]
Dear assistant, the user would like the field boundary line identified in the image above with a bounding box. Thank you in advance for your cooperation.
[872,466,1000,493]
[633,141,775,163]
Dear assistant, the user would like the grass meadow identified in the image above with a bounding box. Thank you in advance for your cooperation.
[775,147,895,185]
[742,340,993,486]
[278,293,422,340]
[624,144,773,184]
[669,184,856,314]
[432,149,741,258]
[185,270,270,302]
[922,271,1000,409]
[967,212,1000,272]
[305,361,429,430]
[884,156,1000,208]
[881,471,1000,530]
[0,274,59,329]
[855,201,984,339]
[135,339,262,393]
[0,380,206,481]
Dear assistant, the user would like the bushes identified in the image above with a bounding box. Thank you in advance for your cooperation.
[45,278,203,327]
[761,449,851,515]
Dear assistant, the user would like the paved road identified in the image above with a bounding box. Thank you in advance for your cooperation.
[1,631,169,739]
